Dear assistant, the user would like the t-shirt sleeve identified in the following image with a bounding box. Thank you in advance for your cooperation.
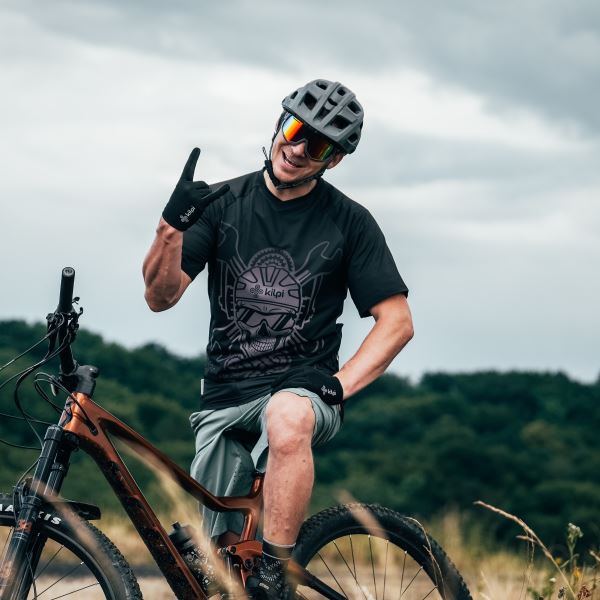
[346,209,408,318]
[181,202,219,280]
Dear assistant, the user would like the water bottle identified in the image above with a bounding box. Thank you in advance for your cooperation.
[168,521,216,594]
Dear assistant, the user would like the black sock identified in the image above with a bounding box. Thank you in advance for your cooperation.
[258,539,295,592]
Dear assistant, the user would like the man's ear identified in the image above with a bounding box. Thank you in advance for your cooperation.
[272,112,286,141]
[326,152,345,170]
[275,112,286,130]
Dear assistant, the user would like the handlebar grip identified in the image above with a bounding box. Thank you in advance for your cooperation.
[57,267,75,313]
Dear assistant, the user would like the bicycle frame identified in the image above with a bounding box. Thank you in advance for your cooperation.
[56,387,265,599]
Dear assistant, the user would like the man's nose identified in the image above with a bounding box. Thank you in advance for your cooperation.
[288,140,308,158]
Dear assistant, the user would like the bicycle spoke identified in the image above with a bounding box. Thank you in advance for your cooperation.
[368,535,377,600]
[400,565,423,597]
[35,561,85,597]
[330,539,368,600]
[46,582,100,599]
[318,552,349,599]
[349,535,356,579]
[383,540,389,600]
[421,586,437,600]
[398,550,407,600]
[34,546,64,581]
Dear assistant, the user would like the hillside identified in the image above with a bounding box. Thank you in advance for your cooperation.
[1,319,598,550]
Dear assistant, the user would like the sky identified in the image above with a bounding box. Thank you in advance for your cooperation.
[1,0,599,384]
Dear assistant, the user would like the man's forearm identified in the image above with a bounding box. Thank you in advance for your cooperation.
[143,218,185,311]
[335,296,413,399]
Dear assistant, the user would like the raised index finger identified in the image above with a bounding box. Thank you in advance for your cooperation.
[181,147,201,181]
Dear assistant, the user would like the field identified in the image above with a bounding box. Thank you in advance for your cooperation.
[2,509,597,599]
[61,511,600,599]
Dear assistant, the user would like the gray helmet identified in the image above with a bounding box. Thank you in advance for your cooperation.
[282,79,364,154]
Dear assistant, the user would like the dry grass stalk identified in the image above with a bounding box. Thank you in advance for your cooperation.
[475,500,575,597]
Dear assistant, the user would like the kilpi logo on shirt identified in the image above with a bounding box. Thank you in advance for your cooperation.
[264,288,284,298]
[249,285,284,299]
[321,385,337,397]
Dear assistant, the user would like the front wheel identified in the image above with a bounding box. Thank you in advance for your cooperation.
[0,494,142,599]
[293,504,472,600]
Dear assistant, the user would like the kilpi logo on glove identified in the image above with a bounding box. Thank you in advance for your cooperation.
[320,385,337,397]
[180,206,196,223]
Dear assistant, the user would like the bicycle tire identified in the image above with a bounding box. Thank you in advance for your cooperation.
[293,503,472,600]
[0,494,142,599]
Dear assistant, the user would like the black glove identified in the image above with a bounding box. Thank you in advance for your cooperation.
[271,366,344,406]
[162,148,230,231]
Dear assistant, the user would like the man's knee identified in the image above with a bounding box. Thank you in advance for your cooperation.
[266,391,315,453]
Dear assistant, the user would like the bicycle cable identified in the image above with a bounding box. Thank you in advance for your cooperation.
[0,328,56,375]
[33,372,97,434]
[12,327,79,448]
[0,314,76,450]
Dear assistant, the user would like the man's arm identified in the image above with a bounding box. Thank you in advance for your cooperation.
[142,218,192,312]
[143,147,229,312]
[335,294,413,399]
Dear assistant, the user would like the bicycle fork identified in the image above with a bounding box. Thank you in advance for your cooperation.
[0,425,76,600]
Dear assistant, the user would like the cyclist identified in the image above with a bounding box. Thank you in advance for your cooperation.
[143,79,414,599]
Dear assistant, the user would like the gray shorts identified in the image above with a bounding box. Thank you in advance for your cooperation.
[189,387,342,539]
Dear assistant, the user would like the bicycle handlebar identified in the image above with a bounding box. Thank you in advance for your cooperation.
[57,267,75,314]
[55,267,76,375]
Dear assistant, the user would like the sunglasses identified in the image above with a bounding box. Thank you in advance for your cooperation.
[280,113,338,161]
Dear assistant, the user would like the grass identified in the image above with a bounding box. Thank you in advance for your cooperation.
[61,447,600,599]
[93,507,598,599]
[473,501,599,600]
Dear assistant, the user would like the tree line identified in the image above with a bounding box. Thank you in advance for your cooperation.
[1,319,598,552]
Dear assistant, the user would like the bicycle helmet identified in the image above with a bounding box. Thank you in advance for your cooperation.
[283,79,364,154]
[263,79,364,190]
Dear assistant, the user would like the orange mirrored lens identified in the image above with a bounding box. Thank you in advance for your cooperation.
[281,114,336,161]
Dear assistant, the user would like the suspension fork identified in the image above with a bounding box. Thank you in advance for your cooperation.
[0,425,76,600]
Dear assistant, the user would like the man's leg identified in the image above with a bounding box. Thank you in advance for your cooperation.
[246,391,316,598]
[263,390,316,544]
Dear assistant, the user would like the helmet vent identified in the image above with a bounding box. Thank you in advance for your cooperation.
[348,101,360,114]
[332,115,350,130]
[303,92,317,110]
[349,133,359,143]
[316,107,329,120]
[291,91,298,99]
[338,88,347,96]
[316,81,328,90]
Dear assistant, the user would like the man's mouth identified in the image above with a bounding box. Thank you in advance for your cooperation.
[282,150,302,168]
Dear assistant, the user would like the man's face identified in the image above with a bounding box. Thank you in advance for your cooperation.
[270,126,344,184]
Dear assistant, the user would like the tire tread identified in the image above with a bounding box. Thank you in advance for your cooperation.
[294,503,472,600]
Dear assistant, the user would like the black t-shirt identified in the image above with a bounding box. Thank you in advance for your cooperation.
[182,170,408,409]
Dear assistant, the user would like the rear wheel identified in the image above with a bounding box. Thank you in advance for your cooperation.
[293,504,472,600]
[0,495,142,599]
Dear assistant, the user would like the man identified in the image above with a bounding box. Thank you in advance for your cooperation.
[143,79,413,599]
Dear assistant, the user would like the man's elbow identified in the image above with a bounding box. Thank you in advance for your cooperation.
[403,319,415,343]
[390,300,414,343]
[144,289,176,312]
[397,315,414,346]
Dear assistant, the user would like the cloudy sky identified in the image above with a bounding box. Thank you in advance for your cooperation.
[1,0,598,383]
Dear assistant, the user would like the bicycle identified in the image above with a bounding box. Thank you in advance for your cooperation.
[0,267,473,599]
